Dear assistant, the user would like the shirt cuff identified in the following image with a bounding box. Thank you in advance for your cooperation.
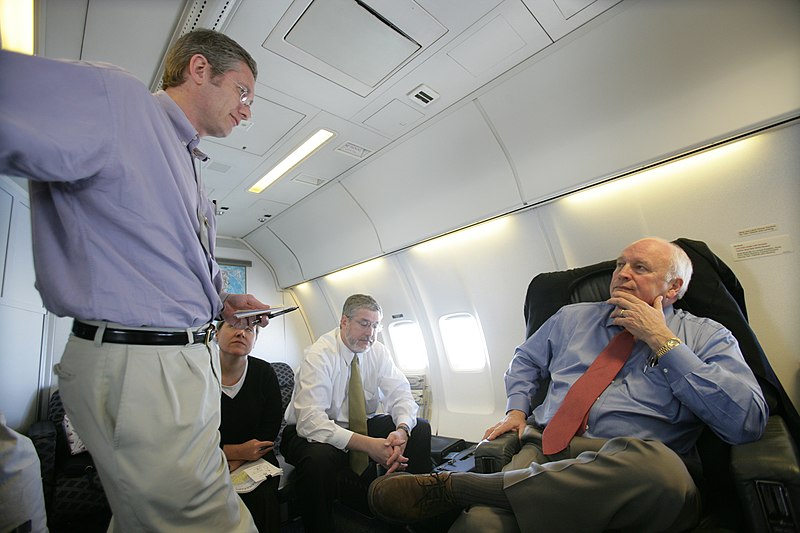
[395,416,416,432]
[506,394,530,416]
[656,344,703,384]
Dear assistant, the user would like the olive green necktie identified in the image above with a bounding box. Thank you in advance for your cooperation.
[348,355,369,473]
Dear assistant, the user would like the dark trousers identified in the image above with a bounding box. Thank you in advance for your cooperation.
[281,416,431,533]
[239,473,280,533]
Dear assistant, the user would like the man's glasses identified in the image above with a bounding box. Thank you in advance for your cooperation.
[233,81,252,108]
[352,318,383,333]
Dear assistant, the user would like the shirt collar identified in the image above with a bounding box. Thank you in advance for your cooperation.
[153,90,201,152]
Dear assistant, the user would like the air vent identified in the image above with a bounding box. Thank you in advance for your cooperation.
[292,174,328,187]
[179,0,242,34]
[335,141,372,160]
[408,84,439,107]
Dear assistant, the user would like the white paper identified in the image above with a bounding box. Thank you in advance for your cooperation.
[230,458,283,494]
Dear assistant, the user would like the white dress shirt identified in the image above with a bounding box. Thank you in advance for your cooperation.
[285,328,418,450]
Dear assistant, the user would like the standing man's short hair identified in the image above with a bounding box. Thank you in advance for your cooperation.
[342,294,382,318]
[161,28,258,89]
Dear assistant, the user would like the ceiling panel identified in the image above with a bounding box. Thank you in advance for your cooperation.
[263,0,446,96]
[204,94,306,156]
[81,0,186,86]
[521,0,622,40]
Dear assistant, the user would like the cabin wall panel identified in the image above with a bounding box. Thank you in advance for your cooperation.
[343,102,523,252]
[395,210,555,440]
[245,226,305,288]
[313,257,423,343]
[290,279,340,347]
[0,177,47,432]
[298,257,426,372]
[268,183,383,281]
[279,120,799,443]
[537,121,800,410]
[0,188,10,288]
[215,243,311,368]
[0,310,46,431]
[479,0,800,206]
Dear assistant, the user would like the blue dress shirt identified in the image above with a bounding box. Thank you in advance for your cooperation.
[505,302,767,454]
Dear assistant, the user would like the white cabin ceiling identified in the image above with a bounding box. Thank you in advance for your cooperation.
[37,0,621,240]
[36,0,800,286]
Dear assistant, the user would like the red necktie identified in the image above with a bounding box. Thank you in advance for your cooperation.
[541,330,635,455]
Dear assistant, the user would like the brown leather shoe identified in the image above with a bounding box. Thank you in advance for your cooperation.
[368,472,459,524]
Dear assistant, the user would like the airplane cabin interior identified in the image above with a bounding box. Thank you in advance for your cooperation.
[0,0,798,531]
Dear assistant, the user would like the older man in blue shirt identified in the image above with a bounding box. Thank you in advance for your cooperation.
[369,237,767,532]
[0,30,270,531]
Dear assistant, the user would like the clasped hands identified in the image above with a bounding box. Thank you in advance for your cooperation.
[363,430,410,473]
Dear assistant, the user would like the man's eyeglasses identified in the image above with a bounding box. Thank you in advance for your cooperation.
[351,318,383,333]
[234,81,252,108]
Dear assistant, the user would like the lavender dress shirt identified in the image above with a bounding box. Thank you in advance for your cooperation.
[0,50,223,328]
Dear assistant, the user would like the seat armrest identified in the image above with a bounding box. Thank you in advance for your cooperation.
[732,415,799,482]
[731,415,800,532]
[28,419,57,513]
[28,420,57,483]
[474,432,521,473]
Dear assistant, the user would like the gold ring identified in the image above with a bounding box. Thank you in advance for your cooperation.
[620,310,625,317]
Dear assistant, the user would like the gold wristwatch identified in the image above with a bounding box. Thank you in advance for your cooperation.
[648,337,682,367]
[655,337,682,358]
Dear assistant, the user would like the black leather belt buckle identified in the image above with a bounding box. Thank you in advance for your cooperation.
[72,321,208,346]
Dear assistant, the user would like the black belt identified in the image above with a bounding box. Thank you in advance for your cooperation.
[72,321,213,345]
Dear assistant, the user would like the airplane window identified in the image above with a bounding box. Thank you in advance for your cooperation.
[387,320,428,372]
[439,313,487,372]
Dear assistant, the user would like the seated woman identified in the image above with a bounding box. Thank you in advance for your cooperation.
[218,321,283,532]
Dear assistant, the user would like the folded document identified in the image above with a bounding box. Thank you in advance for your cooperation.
[230,458,283,494]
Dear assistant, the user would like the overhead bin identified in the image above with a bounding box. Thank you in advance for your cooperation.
[344,102,523,252]
[479,0,800,205]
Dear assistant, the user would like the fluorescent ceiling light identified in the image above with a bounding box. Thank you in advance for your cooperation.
[0,0,34,54]
[249,129,335,193]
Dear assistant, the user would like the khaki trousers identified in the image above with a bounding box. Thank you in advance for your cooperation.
[452,428,700,533]
[55,336,256,532]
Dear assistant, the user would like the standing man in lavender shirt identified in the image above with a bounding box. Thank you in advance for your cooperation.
[0,30,269,531]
